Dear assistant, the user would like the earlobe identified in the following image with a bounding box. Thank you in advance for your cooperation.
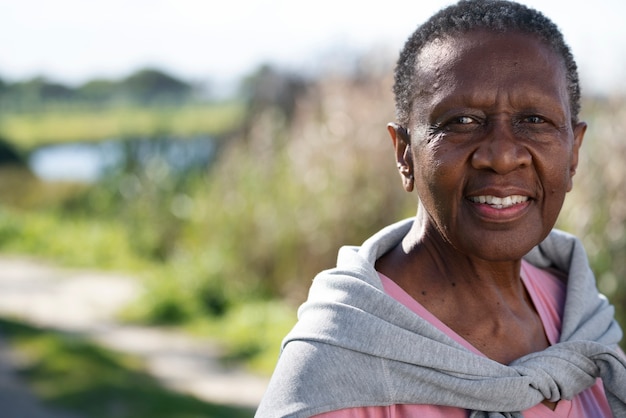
[387,122,414,192]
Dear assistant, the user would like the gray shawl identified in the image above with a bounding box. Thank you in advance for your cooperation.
[256,218,626,417]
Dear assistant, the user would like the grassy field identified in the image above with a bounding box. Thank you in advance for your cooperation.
[0,318,255,418]
[0,101,244,149]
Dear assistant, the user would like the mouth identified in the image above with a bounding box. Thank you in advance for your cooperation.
[468,195,529,209]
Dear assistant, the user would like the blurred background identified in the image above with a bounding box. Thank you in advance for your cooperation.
[0,0,624,417]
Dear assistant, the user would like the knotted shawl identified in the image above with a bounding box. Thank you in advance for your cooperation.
[256,218,626,418]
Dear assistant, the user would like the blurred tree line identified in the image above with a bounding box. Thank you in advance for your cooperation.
[0,68,197,110]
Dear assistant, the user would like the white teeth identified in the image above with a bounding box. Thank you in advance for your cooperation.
[470,195,528,208]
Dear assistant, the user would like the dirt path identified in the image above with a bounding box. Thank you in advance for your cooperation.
[0,256,269,414]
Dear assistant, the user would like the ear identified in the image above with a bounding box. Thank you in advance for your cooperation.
[567,121,586,192]
[387,122,414,192]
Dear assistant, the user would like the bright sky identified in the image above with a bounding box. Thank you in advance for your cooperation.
[1,0,624,95]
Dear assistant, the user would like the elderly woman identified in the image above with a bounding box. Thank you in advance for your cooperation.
[256,1,626,417]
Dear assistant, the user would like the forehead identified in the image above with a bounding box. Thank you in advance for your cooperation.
[413,30,569,112]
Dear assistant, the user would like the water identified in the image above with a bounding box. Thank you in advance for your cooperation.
[29,141,122,182]
[28,136,215,183]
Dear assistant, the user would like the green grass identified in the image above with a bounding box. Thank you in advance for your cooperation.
[0,102,244,149]
[184,301,295,373]
[0,318,254,418]
[0,207,148,271]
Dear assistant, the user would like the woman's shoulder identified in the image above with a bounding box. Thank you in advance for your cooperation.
[257,340,390,418]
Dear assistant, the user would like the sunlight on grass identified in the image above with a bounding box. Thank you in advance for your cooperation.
[0,102,244,149]
[0,208,146,271]
[186,301,296,374]
[0,318,254,418]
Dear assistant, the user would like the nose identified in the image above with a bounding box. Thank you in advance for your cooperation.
[471,120,532,173]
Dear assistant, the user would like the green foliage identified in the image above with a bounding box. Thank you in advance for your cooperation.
[77,79,118,102]
[118,68,192,104]
[122,257,234,325]
[188,301,296,373]
[0,68,193,109]
[0,318,254,418]
[0,77,74,109]
[0,208,144,270]
[0,136,27,165]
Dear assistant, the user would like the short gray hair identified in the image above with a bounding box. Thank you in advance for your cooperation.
[393,0,581,126]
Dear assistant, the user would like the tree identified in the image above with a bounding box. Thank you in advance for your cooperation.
[119,68,192,104]
[76,79,118,103]
[4,77,74,107]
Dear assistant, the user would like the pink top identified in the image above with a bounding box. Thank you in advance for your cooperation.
[313,260,613,418]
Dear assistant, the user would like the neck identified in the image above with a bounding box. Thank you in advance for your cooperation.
[400,212,524,293]
[376,215,550,364]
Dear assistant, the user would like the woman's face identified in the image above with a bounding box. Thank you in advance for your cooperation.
[399,30,586,261]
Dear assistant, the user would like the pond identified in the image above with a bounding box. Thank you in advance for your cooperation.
[28,136,216,183]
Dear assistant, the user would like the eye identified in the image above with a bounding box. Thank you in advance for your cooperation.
[440,115,482,134]
[454,116,476,125]
[429,112,484,138]
[523,115,546,124]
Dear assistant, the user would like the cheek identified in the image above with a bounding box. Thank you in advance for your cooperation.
[538,156,573,221]
[545,155,575,194]
[414,150,462,214]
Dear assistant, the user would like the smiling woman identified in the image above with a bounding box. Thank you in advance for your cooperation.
[382,30,583,367]
[256,1,626,417]
[391,30,584,265]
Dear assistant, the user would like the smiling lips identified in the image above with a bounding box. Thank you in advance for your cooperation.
[468,195,529,209]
